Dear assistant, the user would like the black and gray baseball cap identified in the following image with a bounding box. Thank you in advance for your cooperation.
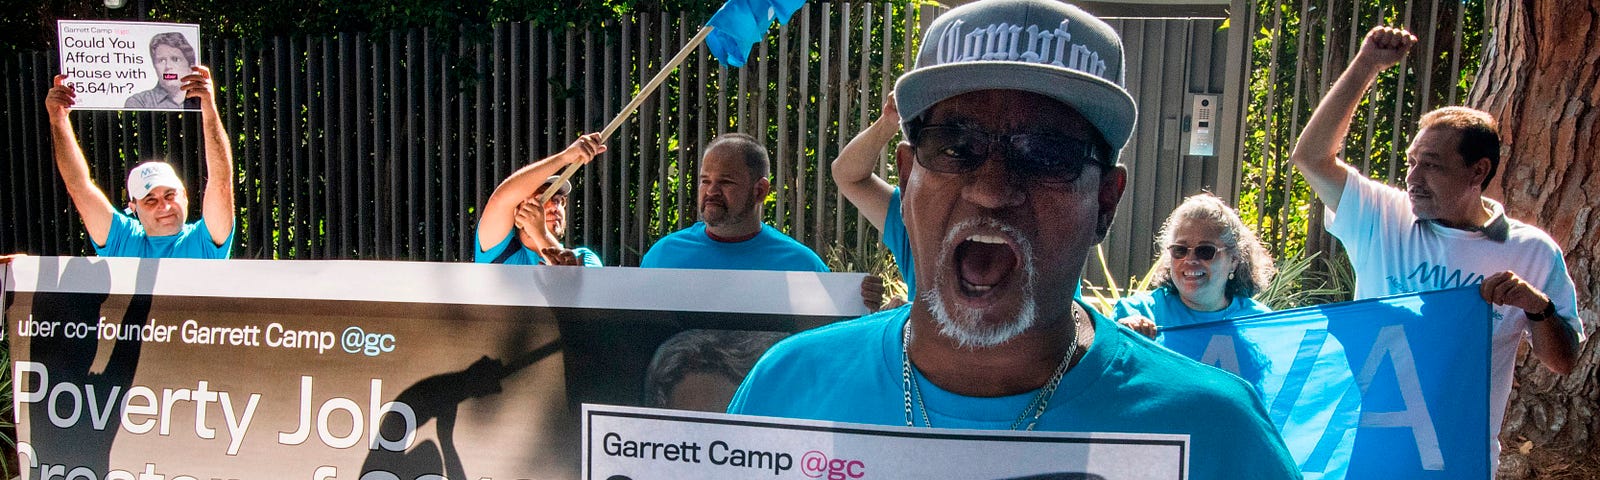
[896,0,1137,160]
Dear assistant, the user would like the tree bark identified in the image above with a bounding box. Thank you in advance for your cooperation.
[1469,1,1600,478]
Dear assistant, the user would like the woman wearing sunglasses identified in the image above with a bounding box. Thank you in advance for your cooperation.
[1113,193,1277,339]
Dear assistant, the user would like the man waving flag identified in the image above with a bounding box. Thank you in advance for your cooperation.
[538,0,807,203]
[705,0,807,67]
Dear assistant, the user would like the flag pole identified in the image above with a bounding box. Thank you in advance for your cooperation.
[538,25,716,204]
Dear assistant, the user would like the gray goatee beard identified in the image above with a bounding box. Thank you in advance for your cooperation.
[921,219,1038,349]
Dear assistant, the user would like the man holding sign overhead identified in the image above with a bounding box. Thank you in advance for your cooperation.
[45,64,236,259]
[728,1,1298,478]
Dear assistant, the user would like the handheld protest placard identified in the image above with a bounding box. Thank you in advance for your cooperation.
[57,21,202,111]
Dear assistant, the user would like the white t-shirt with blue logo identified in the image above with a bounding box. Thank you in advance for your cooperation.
[1324,172,1583,454]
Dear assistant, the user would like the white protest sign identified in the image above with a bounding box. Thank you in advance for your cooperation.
[583,405,1189,480]
[57,20,201,111]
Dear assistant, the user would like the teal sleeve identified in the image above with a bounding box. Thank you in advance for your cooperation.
[882,187,915,295]
[473,230,518,264]
[94,212,138,257]
[187,218,234,259]
[577,247,605,267]
[1111,292,1158,321]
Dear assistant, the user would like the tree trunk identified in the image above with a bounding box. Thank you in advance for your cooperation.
[1469,1,1600,478]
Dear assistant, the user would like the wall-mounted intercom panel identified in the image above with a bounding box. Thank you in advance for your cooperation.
[1187,94,1219,157]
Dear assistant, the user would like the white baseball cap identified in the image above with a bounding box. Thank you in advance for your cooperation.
[126,162,184,201]
[541,175,574,196]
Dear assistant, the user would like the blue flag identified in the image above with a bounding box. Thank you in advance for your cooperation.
[705,0,806,67]
[1162,287,1490,479]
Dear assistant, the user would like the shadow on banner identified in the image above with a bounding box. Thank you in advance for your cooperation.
[1161,286,1489,479]
[6,258,863,479]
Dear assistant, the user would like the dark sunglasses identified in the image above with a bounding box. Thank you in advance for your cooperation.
[1168,244,1219,261]
[911,124,1110,184]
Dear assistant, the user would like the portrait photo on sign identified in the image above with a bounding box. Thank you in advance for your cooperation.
[56,21,202,111]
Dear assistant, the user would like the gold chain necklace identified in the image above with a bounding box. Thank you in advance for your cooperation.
[900,307,1080,431]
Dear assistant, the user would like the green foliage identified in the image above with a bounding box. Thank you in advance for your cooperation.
[823,242,908,302]
[1081,244,1161,317]
[4,0,716,54]
[0,294,11,477]
[621,1,921,261]
[1256,251,1354,310]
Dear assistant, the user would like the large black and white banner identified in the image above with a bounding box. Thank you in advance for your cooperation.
[3,257,867,479]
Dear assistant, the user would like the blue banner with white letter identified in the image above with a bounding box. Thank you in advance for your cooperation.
[1161,287,1489,479]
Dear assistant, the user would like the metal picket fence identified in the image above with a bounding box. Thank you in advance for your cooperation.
[1,2,926,267]
[2,0,1472,285]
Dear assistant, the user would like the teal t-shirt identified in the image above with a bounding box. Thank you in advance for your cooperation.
[881,187,915,296]
[95,212,232,259]
[473,230,602,267]
[639,222,828,272]
[728,304,1299,480]
[1112,287,1273,339]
